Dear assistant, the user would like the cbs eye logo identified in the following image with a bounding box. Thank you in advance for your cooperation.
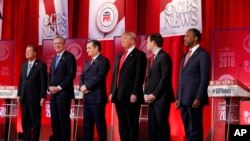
[243,34,250,53]
[0,45,10,61]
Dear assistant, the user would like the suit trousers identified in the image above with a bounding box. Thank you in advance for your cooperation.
[115,102,141,141]
[148,102,171,141]
[50,98,71,141]
[21,103,41,141]
[83,104,107,141]
[180,106,204,141]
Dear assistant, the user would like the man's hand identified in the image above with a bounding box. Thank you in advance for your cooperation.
[144,95,149,103]
[17,96,20,105]
[144,94,156,104]
[147,94,156,103]
[109,93,112,101]
[48,86,61,94]
[80,85,90,95]
[130,94,137,103]
[80,85,87,92]
[40,98,45,106]
[175,100,180,109]
[192,99,200,108]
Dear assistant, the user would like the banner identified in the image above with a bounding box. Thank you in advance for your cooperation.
[0,0,3,39]
[213,29,250,88]
[89,0,125,40]
[39,0,68,45]
[0,41,14,86]
[160,0,202,37]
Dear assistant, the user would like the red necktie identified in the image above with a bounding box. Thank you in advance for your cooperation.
[150,54,155,69]
[117,51,128,85]
[183,50,192,68]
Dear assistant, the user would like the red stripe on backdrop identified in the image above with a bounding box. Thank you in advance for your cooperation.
[114,0,124,23]
[43,0,56,16]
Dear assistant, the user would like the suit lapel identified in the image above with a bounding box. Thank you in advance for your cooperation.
[120,48,136,71]
[85,55,101,73]
[182,47,201,69]
[54,51,66,73]
[24,62,28,77]
[148,50,162,75]
[27,60,38,78]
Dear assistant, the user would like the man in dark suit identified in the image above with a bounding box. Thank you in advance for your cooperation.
[17,45,47,141]
[144,33,175,141]
[79,40,110,141]
[110,31,147,141]
[48,36,77,141]
[175,28,210,141]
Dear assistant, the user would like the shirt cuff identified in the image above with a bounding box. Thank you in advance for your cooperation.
[57,85,62,90]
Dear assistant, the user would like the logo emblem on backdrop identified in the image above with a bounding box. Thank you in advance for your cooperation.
[67,43,82,60]
[218,74,234,81]
[243,111,250,124]
[96,2,119,33]
[243,34,250,53]
[0,45,9,61]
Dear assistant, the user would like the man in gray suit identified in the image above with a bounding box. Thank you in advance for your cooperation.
[175,28,210,141]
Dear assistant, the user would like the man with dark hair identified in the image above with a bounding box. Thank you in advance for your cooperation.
[79,40,110,141]
[175,28,210,141]
[17,45,47,141]
[110,31,147,141]
[48,36,77,141]
[144,33,175,141]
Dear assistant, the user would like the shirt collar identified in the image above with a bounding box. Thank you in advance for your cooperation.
[189,44,199,56]
[153,47,161,57]
[28,59,36,65]
[92,53,100,61]
[127,46,135,54]
[57,50,65,57]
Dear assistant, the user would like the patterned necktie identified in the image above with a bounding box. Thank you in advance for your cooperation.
[27,63,32,76]
[183,50,192,68]
[55,55,60,68]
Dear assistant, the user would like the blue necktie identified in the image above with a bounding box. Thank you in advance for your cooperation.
[55,55,60,68]
[27,63,32,76]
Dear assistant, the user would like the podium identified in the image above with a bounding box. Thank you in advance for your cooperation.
[208,80,250,141]
[0,86,18,141]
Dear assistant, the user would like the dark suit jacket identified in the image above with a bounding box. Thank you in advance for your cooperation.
[177,47,210,106]
[111,48,147,104]
[145,50,175,103]
[18,59,47,103]
[80,55,110,104]
[48,51,77,100]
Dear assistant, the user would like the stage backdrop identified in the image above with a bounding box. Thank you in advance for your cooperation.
[0,41,14,86]
[213,29,250,87]
[212,28,250,141]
